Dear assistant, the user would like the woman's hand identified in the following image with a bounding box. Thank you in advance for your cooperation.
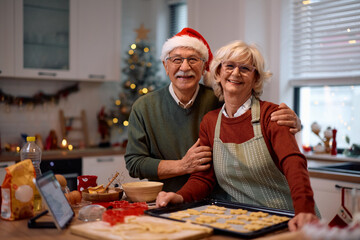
[271,103,301,134]
[288,212,319,231]
[156,191,184,208]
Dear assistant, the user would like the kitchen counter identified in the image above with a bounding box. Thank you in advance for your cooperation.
[0,147,126,163]
[304,152,360,163]
[0,208,297,240]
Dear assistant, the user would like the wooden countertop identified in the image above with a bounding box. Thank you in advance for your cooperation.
[0,208,296,240]
[0,147,126,163]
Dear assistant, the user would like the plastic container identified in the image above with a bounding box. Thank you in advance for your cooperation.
[20,136,42,212]
[20,136,42,177]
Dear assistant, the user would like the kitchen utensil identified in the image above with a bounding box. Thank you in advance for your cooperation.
[103,172,119,192]
[145,199,294,239]
[82,188,123,202]
[122,181,163,202]
[70,215,212,240]
[78,204,106,222]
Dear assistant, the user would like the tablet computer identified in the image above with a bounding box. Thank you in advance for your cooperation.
[29,170,74,230]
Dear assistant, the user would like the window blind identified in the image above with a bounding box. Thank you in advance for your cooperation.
[290,0,360,83]
[169,1,187,38]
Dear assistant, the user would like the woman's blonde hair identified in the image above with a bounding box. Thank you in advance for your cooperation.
[208,41,272,101]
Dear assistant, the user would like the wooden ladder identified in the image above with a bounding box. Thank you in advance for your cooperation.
[59,109,89,148]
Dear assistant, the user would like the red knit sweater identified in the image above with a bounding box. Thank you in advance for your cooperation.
[177,100,316,215]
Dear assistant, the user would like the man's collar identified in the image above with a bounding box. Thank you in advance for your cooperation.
[169,83,200,109]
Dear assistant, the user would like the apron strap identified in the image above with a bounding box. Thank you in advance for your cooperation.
[215,108,222,139]
[251,98,262,138]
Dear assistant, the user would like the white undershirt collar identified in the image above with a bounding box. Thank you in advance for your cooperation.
[222,96,252,118]
[169,83,200,109]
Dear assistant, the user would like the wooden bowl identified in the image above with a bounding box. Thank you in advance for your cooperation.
[122,181,163,202]
[81,187,123,202]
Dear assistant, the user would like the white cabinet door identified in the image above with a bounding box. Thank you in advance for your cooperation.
[14,0,78,80]
[0,0,15,77]
[0,161,16,184]
[77,0,121,82]
[82,155,140,187]
[310,177,359,223]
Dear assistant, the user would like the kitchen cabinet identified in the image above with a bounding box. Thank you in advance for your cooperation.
[14,0,78,79]
[82,155,140,187]
[2,0,120,81]
[77,0,121,81]
[0,0,15,77]
[0,161,16,184]
[310,176,359,223]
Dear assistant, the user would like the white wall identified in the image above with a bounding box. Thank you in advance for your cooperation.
[0,79,121,148]
[188,0,290,105]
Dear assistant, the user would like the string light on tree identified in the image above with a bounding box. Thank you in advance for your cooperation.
[107,24,165,137]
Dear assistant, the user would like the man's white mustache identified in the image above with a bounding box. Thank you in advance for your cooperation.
[175,71,196,77]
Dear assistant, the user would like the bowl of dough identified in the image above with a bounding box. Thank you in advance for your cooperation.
[122,181,163,202]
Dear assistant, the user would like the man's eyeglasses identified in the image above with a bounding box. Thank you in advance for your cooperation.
[166,56,205,66]
[221,61,256,75]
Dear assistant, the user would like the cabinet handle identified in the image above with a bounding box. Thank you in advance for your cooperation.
[38,72,57,77]
[335,184,360,190]
[88,74,105,79]
[0,164,9,168]
[96,158,114,163]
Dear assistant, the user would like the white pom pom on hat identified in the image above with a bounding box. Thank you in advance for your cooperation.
[160,28,213,72]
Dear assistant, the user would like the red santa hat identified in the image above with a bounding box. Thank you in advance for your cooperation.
[160,28,213,71]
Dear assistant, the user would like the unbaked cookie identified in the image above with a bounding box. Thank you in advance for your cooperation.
[225,219,246,225]
[230,209,248,215]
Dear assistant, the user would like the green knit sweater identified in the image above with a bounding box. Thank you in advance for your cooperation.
[125,84,220,192]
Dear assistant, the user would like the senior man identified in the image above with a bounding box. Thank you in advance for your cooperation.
[125,28,300,192]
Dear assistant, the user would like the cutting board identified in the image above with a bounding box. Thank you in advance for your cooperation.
[70,216,213,240]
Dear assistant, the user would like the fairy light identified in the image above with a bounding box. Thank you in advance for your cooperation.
[130,83,136,89]
[142,88,148,94]
[113,118,118,124]
[123,121,129,126]
[115,99,121,106]
[61,139,67,148]
[131,44,136,49]
[128,50,134,55]
[68,144,73,151]
[144,47,149,52]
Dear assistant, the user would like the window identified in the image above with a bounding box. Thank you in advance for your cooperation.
[168,0,187,37]
[289,0,360,150]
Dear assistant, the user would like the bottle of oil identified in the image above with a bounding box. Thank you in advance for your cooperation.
[20,136,42,212]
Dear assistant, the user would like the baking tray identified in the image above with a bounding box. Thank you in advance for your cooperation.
[145,199,295,239]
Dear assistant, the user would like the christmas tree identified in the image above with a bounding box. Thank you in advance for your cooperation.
[107,24,165,137]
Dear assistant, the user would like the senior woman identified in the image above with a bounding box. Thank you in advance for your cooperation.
[156,41,319,231]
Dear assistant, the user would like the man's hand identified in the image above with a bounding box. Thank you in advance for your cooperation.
[178,138,212,174]
[156,191,183,208]
[288,212,319,231]
[271,103,301,134]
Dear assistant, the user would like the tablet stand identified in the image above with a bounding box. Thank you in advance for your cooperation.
[28,210,56,228]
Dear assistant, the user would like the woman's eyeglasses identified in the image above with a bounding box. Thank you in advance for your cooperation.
[166,56,205,66]
[221,61,256,75]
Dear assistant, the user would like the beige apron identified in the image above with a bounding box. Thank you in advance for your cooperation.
[213,97,294,211]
